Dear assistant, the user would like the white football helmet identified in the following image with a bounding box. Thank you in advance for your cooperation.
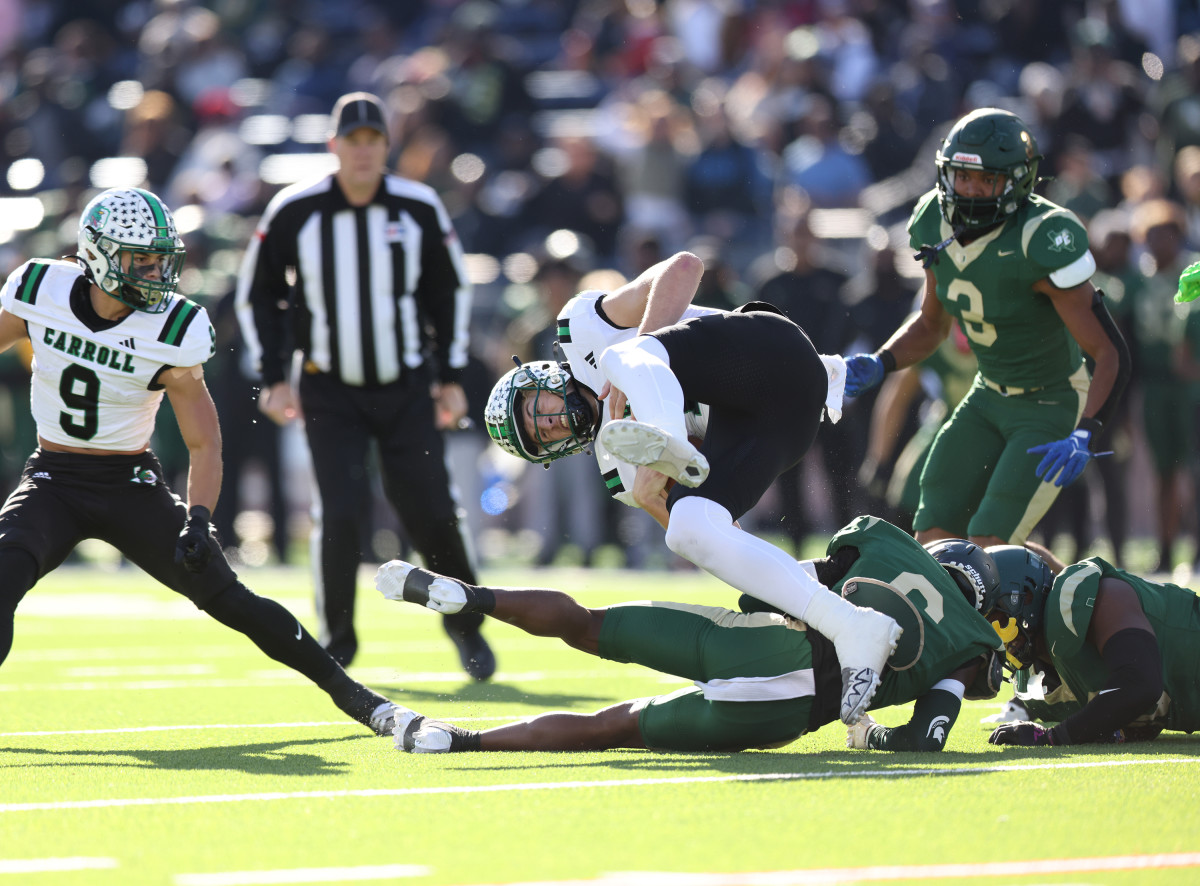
[484,359,598,464]
[77,187,185,313]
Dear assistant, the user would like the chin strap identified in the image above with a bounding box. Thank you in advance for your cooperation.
[914,224,966,268]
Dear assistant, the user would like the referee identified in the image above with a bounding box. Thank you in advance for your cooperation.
[235,91,494,679]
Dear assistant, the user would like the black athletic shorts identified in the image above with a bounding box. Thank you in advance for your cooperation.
[0,448,237,605]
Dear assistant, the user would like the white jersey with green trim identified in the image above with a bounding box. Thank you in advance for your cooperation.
[556,289,715,507]
[0,258,215,451]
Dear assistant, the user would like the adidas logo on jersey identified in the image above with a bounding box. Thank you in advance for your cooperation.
[32,471,51,480]
[119,338,136,350]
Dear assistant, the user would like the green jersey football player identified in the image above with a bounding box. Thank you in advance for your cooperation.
[981,544,1199,745]
[374,516,1004,755]
[841,108,1131,547]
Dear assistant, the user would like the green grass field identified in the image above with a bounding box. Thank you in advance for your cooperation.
[3,561,1199,886]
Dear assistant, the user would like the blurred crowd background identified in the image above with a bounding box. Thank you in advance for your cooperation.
[2,0,1200,576]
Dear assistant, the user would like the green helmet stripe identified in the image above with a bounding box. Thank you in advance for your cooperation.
[133,188,170,231]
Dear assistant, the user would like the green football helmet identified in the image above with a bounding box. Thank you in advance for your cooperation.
[77,187,185,313]
[935,108,1041,232]
[923,538,1000,612]
[484,359,599,464]
[981,544,1054,671]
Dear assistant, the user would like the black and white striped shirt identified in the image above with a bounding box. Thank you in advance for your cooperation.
[235,173,471,388]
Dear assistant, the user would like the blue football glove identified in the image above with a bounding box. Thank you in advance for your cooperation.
[1027,428,1113,488]
[844,354,885,397]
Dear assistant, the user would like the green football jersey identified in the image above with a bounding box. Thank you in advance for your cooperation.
[1043,557,1200,734]
[908,189,1091,388]
[824,516,1003,711]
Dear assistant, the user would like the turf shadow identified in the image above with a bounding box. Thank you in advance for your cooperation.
[0,734,362,777]
[367,679,613,708]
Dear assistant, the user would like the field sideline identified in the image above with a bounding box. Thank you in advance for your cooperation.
[2,562,1198,886]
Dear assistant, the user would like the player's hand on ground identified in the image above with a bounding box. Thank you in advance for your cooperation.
[258,381,300,426]
[988,720,1053,746]
[1027,429,1111,487]
[175,505,213,574]
[843,354,885,397]
[846,715,878,749]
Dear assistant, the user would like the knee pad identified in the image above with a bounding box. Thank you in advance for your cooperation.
[664,497,733,569]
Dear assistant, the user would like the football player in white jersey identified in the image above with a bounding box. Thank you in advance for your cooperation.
[481,251,903,724]
[0,187,402,735]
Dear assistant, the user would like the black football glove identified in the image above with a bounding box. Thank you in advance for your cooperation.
[175,505,213,574]
[988,720,1054,746]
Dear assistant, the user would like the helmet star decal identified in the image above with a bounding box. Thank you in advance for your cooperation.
[76,188,185,313]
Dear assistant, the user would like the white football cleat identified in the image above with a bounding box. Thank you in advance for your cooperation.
[802,591,902,724]
[369,702,418,737]
[980,697,1030,725]
[598,419,709,487]
[374,559,468,614]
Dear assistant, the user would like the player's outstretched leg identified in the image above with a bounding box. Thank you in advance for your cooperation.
[598,419,710,488]
[663,497,900,724]
[375,560,496,614]
[200,581,402,736]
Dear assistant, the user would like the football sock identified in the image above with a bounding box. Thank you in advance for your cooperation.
[399,715,482,752]
[402,565,496,614]
[317,668,391,727]
[0,548,39,666]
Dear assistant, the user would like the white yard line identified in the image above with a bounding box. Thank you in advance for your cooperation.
[470,853,1200,886]
[0,857,117,875]
[0,668,658,694]
[1,758,1196,814]
[173,864,429,885]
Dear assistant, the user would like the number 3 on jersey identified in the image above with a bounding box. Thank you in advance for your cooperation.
[59,363,100,440]
[946,278,997,348]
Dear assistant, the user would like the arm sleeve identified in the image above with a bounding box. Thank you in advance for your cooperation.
[234,205,295,387]
[1083,289,1132,432]
[414,196,471,384]
[866,680,964,752]
[1050,628,1163,745]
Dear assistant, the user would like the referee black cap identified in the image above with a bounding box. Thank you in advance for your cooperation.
[331,92,388,140]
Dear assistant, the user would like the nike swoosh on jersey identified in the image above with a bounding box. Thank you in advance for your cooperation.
[1097,688,1120,695]
[997,249,1015,256]
[294,619,303,641]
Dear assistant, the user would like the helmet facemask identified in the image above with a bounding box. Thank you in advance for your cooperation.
[981,545,1054,672]
[934,108,1041,233]
[77,188,185,313]
[484,360,599,465]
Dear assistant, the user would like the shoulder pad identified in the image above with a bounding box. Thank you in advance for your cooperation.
[1022,203,1090,274]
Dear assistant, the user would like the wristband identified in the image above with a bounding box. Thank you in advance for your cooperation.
[1076,416,1103,438]
[188,505,212,523]
[875,349,897,373]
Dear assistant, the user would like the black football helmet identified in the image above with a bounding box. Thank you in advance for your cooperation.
[924,538,1000,612]
[981,544,1054,671]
